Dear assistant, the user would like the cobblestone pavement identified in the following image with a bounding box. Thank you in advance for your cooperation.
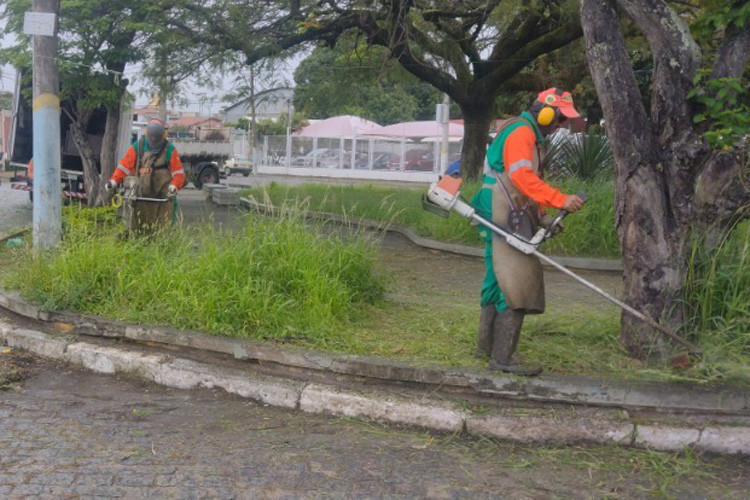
[1,353,749,499]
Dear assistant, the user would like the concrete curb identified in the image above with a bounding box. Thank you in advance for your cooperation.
[238,197,623,272]
[2,321,748,455]
[1,288,748,417]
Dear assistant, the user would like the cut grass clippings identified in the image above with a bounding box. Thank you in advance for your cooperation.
[241,176,620,258]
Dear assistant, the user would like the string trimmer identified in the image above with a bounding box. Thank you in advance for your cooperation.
[422,175,702,357]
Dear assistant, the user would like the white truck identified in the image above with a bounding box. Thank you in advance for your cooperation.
[169,138,231,189]
[154,137,251,189]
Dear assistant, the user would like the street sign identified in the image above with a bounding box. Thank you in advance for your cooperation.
[23,12,56,37]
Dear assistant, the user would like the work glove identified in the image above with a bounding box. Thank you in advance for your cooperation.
[105,179,118,193]
[167,184,178,199]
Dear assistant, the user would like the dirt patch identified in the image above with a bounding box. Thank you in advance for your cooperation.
[0,348,36,390]
[377,229,622,314]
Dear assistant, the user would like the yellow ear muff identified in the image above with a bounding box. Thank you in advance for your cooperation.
[537,106,555,126]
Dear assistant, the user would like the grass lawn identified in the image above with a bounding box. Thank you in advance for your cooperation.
[241,176,620,258]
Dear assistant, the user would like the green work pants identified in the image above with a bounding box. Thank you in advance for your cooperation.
[472,180,508,313]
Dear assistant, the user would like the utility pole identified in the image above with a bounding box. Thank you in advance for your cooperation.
[28,0,62,250]
[285,98,293,169]
[248,65,256,166]
[159,52,168,122]
[439,94,450,173]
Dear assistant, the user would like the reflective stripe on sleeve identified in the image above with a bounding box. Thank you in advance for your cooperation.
[117,164,132,175]
[171,169,185,176]
[508,159,533,173]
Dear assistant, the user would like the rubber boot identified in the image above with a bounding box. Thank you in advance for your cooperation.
[488,309,542,376]
[474,305,497,359]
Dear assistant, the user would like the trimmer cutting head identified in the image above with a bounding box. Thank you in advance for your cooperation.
[421,194,451,218]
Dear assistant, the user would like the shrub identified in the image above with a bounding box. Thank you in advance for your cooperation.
[545,132,614,180]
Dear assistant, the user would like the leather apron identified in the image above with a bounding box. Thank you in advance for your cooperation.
[130,139,173,232]
[488,146,545,314]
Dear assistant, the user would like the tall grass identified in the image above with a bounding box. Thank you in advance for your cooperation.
[3,205,385,340]
[242,178,620,257]
[685,220,750,359]
[540,176,619,258]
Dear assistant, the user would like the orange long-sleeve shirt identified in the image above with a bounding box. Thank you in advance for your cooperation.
[111,142,185,189]
[502,127,567,210]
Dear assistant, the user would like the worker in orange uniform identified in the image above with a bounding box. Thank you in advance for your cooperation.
[471,88,586,376]
[106,118,185,232]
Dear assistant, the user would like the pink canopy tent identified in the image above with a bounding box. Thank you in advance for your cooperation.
[362,120,464,139]
[294,115,384,138]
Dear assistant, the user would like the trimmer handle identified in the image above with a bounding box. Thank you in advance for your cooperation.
[543,191,587,239]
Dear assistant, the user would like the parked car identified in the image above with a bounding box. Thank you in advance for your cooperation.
[292,148,338,167]
[368,152,398,170]
[386,149,435,171]
[223,155,252,176]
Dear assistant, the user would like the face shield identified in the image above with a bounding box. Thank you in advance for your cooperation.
[146,120,166,150]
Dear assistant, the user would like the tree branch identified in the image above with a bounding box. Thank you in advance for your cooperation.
[580,0,656,181]
[711,22,750,80]
[475,18,582,95]
[616,0,702,143]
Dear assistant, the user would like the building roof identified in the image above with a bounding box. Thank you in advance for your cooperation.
[168,116,222,128]
[294,115,383,138]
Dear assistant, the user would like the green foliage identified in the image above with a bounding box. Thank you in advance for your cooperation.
[0,91,12,111]
[688,73,750,150]
[545,133,614,180]
[252,111,308,136]
[3,206,385,340]
[242,178,620,258]
[685,221,750,360]
[294,36,441,124]
[539,177,619,258]
[691,0,750,45]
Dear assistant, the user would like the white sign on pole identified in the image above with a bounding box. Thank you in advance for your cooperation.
[23,12,56,37]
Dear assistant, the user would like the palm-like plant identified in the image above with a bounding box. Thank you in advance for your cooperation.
[563,132,614,179]
[544,132,614,180]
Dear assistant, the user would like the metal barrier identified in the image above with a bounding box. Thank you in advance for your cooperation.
[260,135,462,175]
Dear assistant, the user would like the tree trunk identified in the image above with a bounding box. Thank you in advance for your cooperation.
[69,120,100,205]
[581,0,678,357]
[582,0,750,359]
[459,105,492,181]
[97,86,127,207]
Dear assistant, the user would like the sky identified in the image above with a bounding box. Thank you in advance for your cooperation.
[1,31,17,95]
[0,24,301,114]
